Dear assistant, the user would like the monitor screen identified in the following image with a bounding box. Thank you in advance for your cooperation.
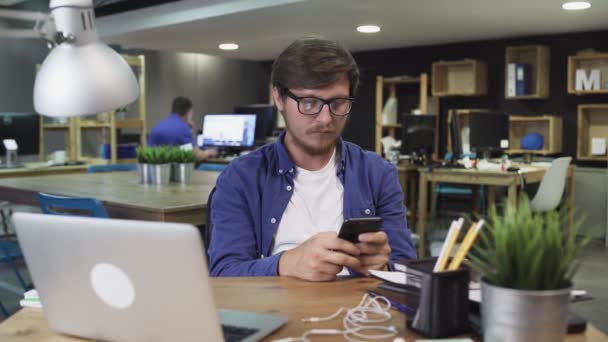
[233,104,277,142]
[400,114,437,157]
[469,112,510,154]
[0,112,40,155]
[201,114,256,148]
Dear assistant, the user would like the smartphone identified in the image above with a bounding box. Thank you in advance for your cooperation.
[337,217,383,243]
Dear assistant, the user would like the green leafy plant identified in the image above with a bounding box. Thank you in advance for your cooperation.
[136,146,174,164]
[467,195,591,291]
[173,149,195,164]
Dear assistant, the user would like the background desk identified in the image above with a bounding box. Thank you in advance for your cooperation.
[0,163,88,179]
[417,165,575,256]
[0,171,219,225]
[0,277,605,341]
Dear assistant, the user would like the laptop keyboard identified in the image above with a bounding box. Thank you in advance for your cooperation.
[222,324,259,342]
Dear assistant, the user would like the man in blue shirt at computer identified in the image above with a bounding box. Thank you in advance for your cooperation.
[148,96,216,161]
[209,38,416,281]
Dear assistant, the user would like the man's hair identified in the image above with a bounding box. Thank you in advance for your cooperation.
[271,37,360,98]
[171,96,193,116]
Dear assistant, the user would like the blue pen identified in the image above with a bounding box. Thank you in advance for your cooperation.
[368,291,416,317]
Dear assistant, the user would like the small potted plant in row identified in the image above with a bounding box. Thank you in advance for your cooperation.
[169,148,195,184]
[136,146,172,185]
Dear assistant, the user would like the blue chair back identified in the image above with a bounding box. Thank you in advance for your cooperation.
[197,163,227,172]
[87,163,137,173]
[38,192,109,218]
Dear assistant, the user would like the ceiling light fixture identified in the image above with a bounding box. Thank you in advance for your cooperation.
[562,1,591,10]
[356,25,381,34]
[219,43,239,50]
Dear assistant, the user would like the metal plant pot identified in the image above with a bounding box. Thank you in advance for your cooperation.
[150,164,171,185]
[171,163,194,184]
[481,279,571,342]
[137,163,151,184]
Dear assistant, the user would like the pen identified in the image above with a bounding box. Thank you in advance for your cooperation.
[368,291,416,317]
[447,220,485,271]
[434,218,464,272]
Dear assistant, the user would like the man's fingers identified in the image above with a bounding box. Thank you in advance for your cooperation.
[325,250,361,269]
[358,231,388,244]
[323,236,360,256]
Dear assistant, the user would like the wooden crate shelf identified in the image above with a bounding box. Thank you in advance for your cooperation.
[577,104,608,161]
[568,52,608,95]
[432,59,487,97]
[507,115,562,155]
[505,45,550,99]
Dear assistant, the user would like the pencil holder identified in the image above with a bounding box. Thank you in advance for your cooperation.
[405,257,470,338]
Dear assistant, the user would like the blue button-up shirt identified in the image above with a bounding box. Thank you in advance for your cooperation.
[147,113,194,146]
[208,133,416,276]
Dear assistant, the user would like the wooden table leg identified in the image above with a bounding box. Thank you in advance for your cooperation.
[417,172,428,257]
[487,185,496,212]
[507,184,517,209]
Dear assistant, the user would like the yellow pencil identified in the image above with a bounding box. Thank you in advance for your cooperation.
[434,218,464,272]
[447,220,485,271]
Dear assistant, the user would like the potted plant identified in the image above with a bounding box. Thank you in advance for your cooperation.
[135,146,151,184]
[169,148,195,184]
[115,106,128,120]
[467,195,590,342]
[136,146,172,185]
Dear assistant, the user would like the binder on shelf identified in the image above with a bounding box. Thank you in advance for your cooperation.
[507,63,516,97]
[515,63,532,96]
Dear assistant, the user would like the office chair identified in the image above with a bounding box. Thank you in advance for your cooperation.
[0,201,28,291]
[197,163,227,172]
[432,153,485,217]
[203,187,217,253]
[529,157,572,212]
[87,163,137,173]
[38,193,109,218]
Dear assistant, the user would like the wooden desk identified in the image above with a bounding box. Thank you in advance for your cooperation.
[417,165,575,256]
[0,163,88,178]
[0,171,219,225]
[0,277,604,341]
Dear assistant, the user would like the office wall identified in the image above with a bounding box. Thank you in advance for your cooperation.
[345,29,608,165]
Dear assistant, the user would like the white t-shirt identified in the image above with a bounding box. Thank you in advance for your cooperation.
[272,149,344,255]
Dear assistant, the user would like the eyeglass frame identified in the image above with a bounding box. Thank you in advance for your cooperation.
[282,88,354,116]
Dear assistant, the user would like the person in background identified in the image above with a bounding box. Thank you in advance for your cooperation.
[148,96,217,161]
[208,37,416,282]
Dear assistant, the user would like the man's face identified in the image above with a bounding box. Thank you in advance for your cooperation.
[274,76,350,155]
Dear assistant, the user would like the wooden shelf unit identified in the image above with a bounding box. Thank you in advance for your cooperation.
[507,115,562,155]
[432,59,487,97]
[568,52,608,95]
[505,45,550,99]
[375,74,434,154]
[39,54,147,164]
[577,104,608,161]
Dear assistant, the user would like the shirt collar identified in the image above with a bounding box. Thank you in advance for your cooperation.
[274,131,347,176]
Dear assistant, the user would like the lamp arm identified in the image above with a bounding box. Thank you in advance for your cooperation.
[0,9,56,41]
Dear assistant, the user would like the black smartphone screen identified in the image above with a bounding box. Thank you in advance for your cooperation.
[337,217,383,243]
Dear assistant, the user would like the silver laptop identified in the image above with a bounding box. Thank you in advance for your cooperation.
[13,212,287,342]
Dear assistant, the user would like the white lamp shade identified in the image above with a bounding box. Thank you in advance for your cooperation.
[34,42,139,117]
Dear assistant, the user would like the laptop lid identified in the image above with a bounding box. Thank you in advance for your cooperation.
[13,212,223,341]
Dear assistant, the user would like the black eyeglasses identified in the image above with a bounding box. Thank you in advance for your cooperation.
[283,88,354,116]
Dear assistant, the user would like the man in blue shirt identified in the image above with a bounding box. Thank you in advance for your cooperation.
[148,96,216,161]
[209,38,416,281]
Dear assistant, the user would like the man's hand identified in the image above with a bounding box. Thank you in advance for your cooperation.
[278,232,361,281]
[352,232,391,275]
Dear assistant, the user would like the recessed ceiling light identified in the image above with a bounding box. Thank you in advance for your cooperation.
[219,43,239,50]
[356,25,381,34]
[562,1,591,10]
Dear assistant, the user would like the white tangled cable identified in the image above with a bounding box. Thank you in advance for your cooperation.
[272,294,401,342]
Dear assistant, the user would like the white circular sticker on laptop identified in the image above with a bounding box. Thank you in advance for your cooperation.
[90,263,135,309]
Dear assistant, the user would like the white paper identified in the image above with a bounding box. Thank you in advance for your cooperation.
[369,270,406,285]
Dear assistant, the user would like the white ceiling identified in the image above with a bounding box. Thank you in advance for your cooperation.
[97,0,608,61]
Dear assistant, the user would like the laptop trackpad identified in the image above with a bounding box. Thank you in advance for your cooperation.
[218,309,288,342]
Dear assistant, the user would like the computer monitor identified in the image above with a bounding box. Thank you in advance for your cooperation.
[469,112,510,158]
[201,114,256,148]
[450,112,463,159]
[401,114,437,164]
[233,104,277,143]
[0,112,40,155]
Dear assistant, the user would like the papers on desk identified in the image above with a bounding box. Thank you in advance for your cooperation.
[20,289,42,308]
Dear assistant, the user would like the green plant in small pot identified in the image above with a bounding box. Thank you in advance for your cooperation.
[136,146,173,184]
[170,148,195,184]
[467,195,590,342]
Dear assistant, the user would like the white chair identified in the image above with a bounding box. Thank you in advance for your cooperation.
[529,157,572,212]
